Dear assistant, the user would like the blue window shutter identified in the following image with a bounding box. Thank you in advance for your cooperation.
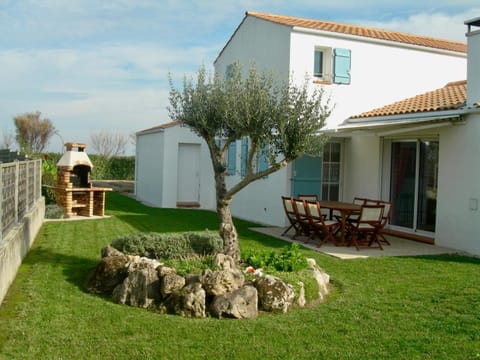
[215,138,221,149]
[258,144,269,172]
[240,137,248,177]
[333,48,351,84]
[227,141,236,175]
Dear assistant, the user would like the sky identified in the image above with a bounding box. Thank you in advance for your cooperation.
[0,0,479,154]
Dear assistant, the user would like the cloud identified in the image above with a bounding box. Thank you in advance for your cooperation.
[360,8,480,42]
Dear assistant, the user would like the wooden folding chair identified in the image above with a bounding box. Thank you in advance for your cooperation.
[292,199,314,239]
[281,196,300,237]
[348,204,384,251]
[304,201,340,247]
[377,200,393,245]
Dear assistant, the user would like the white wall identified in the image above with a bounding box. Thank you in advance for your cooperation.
[342,134,382,202]
[436,116,480,256]
[135,131,165,207]
[214,16,291,83]
[466,27,480,106]
[289,29,466,127]
[228,165,291,227]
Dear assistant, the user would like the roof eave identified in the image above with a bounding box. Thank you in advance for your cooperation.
[335,109,468,133]
[293,26,466,57]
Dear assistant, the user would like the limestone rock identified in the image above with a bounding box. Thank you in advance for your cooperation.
[163,283,206,318]
[101,246,125,258]
[112,266,160,308]
[255,275,295,313]
[86,254,129,294]
[199,268,244,296]
[213,253,237,270]
[297,281,306,307]
[127,256,161,273]
[160,273,186,298]
[307,258,330,301]
[157,265,177,278]
[210,285,258,319]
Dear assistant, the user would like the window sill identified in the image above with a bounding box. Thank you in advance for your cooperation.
[313,79,333,85]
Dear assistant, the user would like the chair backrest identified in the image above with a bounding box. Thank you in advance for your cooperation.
[353,197,368,205]
[378,200,392,226]
[298,194,318,202]
[359,204,384,223]
[305,200,321,220]
[294,199,308,217]
[281,196,296,218]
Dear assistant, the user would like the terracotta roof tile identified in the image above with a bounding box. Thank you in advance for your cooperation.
[247,11,467,53]
[350,81,467,119]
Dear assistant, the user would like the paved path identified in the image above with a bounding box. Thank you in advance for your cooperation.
[250,227,460,259]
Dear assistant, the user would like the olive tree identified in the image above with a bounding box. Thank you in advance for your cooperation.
[168,64,332,262]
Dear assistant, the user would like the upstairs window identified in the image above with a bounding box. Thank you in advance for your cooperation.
[314,47,332,81]
[314,47,351,84]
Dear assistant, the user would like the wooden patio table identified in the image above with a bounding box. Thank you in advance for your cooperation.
[319,200,362,245]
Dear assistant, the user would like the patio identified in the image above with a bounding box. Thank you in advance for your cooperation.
[251,226,460,259]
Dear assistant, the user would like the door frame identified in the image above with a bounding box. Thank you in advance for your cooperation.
[381,137,438,238]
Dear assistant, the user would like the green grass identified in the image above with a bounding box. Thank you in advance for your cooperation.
[1,192,479,359]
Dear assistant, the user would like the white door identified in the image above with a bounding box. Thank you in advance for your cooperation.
[177,143,201,204]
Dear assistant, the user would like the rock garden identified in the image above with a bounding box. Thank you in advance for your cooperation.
[86,231,330,319]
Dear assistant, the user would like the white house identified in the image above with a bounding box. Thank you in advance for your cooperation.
[212,11,466,226]
[333,17,480,256]
[135,11,471,249]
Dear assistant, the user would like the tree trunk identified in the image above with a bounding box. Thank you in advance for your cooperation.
[214,163,240,263]
[218,201,240,263]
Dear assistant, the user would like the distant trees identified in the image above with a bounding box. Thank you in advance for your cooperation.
[1,128,16,150]
[13,111,56,154]
[90,130,129,158]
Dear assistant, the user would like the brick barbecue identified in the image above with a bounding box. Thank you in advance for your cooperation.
[55,142,111,218]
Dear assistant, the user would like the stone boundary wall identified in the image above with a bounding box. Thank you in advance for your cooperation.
[0,157,44,307]
[0,197,45,306]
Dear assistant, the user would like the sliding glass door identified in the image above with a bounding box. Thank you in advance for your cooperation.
[389,140,438,234]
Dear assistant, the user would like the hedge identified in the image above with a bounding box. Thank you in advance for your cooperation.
[42,153,135,180]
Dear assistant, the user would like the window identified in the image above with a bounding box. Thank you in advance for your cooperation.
[313,47,351,84]
[321,142,341,201]
[314,47,332,81]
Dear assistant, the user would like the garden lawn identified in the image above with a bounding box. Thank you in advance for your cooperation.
[0,192,479,360]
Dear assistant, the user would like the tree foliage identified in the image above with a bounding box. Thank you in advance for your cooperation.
[13,111,56,154]
[90,130,129,158]
[168,64,332,261]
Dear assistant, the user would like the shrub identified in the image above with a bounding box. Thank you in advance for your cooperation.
[110,231,223,260]
[44,204,66,219]
[242,243,308,272]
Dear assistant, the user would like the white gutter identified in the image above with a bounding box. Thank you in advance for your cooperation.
[377,121,457,136]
